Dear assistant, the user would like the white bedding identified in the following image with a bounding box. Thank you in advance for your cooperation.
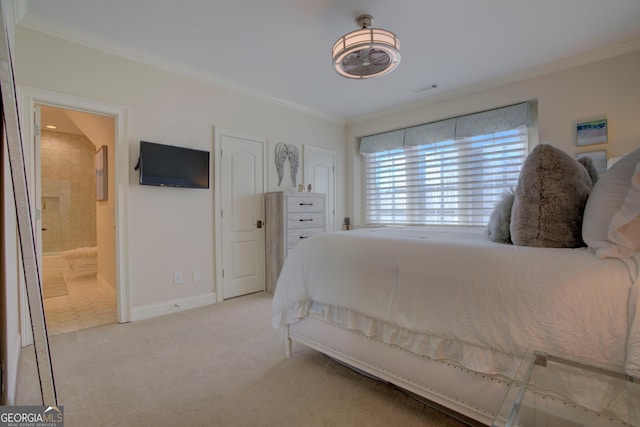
[272,226,640,378]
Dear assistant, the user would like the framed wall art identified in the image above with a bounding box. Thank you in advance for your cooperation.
[576,119,607,146]
[96,145,108,201]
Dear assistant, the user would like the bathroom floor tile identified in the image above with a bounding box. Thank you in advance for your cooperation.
[43,273,117,336]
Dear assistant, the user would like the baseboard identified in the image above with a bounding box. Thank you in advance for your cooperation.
[131,293,216,322]
[96,274,116,297]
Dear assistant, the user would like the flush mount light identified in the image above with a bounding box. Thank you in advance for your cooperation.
[332,14,400,79]
[45,125,57,129]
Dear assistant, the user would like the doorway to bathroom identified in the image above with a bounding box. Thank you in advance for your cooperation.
[37,104,117,335]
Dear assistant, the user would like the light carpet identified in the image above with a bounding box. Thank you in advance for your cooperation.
[42,271,69,298]
[16,292,466,426]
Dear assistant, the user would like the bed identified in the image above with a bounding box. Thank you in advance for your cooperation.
[271,145,640,425]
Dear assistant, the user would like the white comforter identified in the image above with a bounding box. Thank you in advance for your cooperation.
[272,226,640,378]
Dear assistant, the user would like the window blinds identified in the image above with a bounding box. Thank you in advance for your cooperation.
[361,103,530,226]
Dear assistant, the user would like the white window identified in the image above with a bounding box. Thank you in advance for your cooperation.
[361,103,530,226]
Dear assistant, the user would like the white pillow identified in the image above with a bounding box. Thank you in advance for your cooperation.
[583,147,640,258]
[607,162,640,257]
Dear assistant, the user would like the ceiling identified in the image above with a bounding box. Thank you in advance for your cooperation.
[39,105,83,135]
[19,0,640,122]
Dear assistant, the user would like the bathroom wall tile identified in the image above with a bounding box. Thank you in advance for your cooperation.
[41,131,97,253]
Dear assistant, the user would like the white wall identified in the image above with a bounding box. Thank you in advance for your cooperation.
[14,26,345,310]
[346,51,640,224]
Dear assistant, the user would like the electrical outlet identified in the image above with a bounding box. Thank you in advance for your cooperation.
[193,269,201,282]
[173,272,183,285]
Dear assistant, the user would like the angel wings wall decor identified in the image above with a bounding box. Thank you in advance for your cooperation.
[275,143,299,186]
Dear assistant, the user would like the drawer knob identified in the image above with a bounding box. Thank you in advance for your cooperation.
[300,236,308,239]
[299,218,313,222]
[299,202,313,206]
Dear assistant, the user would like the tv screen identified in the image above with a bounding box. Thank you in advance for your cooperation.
[137,141,210,189]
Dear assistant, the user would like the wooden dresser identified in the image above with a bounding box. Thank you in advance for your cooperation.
[265,191,326,293]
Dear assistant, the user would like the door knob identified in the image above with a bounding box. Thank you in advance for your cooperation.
[256,220,263,229]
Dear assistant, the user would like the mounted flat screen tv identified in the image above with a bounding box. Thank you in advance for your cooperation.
[137,141,210,189]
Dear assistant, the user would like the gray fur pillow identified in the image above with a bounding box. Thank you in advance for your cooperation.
[487,189,515,243]
[577,155,599,186]
[510,144,595,248]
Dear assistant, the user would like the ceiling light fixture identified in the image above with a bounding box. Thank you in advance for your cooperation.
[332,14,400,79]
[45,124,57,129]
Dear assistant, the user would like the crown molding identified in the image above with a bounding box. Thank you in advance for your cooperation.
[348,38,640,125]
[17,14,345,125]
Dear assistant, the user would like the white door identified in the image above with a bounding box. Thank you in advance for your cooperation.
[220,133,266,299]
[23,104,42,346]
[304,145,336,231]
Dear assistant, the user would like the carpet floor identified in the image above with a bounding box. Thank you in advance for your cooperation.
[16,292,467,426]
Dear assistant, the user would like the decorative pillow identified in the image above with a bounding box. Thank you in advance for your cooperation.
[487,189,514,244]
[510,143,594,248]
[583,146,640,258]
[608,163,640,257]
[577,156,599,186]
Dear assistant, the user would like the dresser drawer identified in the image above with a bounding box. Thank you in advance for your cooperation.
[287,196,325,213]
[287,228,323,248]
[287,212,325,229]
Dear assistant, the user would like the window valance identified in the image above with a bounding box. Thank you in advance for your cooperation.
[359,102,530,154]
[404,118,456,147]
[454,102,531,138]
[358,129,405,153]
